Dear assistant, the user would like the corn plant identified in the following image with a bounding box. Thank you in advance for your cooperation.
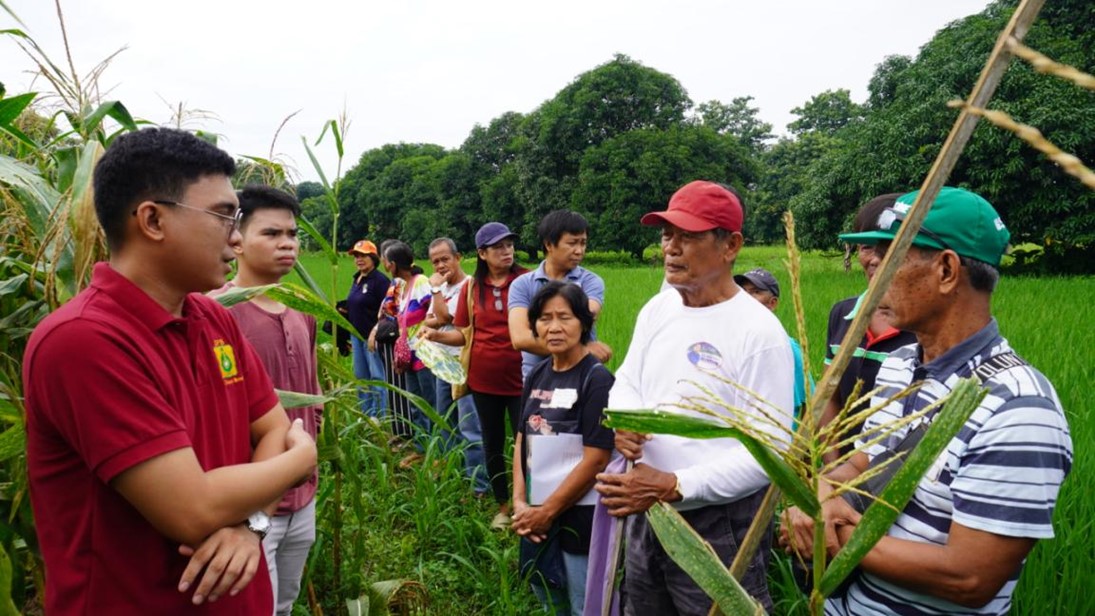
[603,376,985,614]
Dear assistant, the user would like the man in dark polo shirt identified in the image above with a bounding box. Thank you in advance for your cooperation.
[22,128,317,615]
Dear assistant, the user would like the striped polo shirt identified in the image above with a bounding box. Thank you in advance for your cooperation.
[827,320,1073,616]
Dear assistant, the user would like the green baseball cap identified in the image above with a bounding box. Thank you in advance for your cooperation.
[838,187,1011,266]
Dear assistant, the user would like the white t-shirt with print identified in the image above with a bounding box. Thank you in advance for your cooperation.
[609,288,794,510]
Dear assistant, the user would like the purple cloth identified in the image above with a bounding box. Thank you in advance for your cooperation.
[584,456,626,616]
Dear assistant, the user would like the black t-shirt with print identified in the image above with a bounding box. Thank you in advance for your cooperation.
[520,353,615,553]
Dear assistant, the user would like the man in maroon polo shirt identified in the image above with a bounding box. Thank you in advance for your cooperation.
[21,128,317,615]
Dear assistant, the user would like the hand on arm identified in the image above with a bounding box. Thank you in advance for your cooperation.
[586,340,613,364]
[111,411,316,546]
[508,306,549,356]
[176,524,261,605]
[421,326,465,347]
[429,277,455,327]
[170,410,314,602]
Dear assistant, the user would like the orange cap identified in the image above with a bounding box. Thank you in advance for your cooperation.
[348,240,378,256]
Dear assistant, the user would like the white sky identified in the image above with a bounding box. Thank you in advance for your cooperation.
[2,0,991,183]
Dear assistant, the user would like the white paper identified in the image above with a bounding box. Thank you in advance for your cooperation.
[527,433,598,506]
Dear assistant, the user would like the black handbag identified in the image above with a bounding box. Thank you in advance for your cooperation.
[375,317,399,344]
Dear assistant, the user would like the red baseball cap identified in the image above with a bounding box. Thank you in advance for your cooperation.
[640,181,743,232]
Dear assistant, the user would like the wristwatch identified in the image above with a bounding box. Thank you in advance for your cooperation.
[247,511,272,539]
[430,286,442,295]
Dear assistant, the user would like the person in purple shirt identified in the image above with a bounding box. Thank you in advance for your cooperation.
[508,210,612,379]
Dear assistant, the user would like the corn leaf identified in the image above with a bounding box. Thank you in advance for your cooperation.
[646,502,764,615]
[266,281,355,334]
[818,377,987,594]
[0,425,25,464]
[0,155,61,228]
[301,135,332,192]
[275,389,332,410]
[212,283,355,340]
[81,101,136,138]
[0,274,27,296]
[604,409,819,516]
[292,256,331,302]
[0,542,18,616]
[298,215,337,265]
[0,92,35,126]
[211,284,270,308]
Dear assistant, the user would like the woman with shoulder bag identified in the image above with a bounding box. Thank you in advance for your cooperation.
[381,241,437,440]
[421,222,527,529]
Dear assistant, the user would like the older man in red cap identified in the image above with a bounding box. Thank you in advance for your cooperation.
[595,180,794,614]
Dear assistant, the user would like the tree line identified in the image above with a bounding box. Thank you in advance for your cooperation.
[292,0,1091,269]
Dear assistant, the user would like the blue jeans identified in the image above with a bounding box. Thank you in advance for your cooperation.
[531,551,589,616]
[435,378,489,494]
[351,336,386,418]
[402,366,437,437]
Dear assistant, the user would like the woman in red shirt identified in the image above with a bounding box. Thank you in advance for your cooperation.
[424,222,527,529]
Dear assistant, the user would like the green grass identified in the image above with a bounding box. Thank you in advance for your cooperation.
[291,249,1094,614]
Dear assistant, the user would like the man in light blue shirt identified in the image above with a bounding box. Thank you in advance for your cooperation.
[508,210,612,378]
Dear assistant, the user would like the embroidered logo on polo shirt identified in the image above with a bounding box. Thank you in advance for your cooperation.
[687,342,722,371]
[212,339,240,382]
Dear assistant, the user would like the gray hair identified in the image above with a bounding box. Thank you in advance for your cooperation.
[428,237,460,255]
[961,256,1000,293]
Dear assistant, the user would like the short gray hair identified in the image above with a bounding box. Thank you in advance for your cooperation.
[428,237,460,255]
[961,256,1000,293]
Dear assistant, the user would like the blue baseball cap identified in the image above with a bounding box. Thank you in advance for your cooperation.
[475,222,517,248]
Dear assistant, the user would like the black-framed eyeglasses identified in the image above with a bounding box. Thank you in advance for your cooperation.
[877,206,951,251]
[150,199,243,233]
[492,287,503,311]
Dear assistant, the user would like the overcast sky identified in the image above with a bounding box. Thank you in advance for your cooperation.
[2,0,991,183]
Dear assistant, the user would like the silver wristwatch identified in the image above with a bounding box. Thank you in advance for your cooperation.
[247,511,272,539]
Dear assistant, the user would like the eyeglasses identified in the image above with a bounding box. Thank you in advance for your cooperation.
[877,207,951,251]
[492,287,503,311]
[151,199,243,233]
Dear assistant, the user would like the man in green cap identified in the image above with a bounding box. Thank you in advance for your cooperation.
[781,187,1072,614]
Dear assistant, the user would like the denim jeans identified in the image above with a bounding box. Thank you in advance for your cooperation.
[351,336,387,418]
[531,551,589,616]
[435,378,489,494]
[402,366,438,437]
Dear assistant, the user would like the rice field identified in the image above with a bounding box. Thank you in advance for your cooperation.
[292,247,1094,614]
